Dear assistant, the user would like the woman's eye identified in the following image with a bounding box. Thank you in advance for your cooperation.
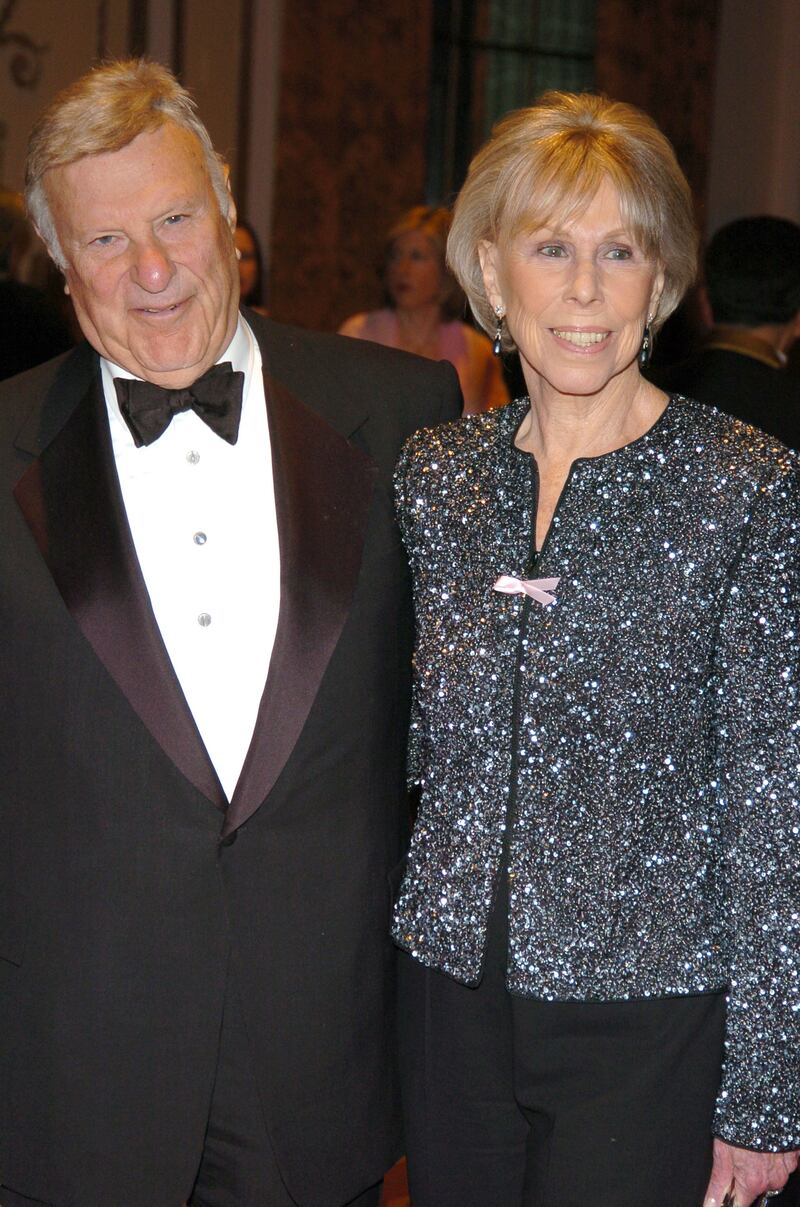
[539,244,567,258]
[606,246,633,260]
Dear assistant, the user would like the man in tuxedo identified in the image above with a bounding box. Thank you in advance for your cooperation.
[652,215,800,448]
[0,60,460,1207]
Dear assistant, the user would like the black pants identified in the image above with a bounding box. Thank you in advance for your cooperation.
[398,903,727,1207]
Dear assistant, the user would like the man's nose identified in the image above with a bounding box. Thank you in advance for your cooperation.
[130,238,175,292]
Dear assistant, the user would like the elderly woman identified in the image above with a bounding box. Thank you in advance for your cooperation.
[339,205,509,414]
[393,92,800,1207]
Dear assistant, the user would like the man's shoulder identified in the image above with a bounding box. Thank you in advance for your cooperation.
[247,311,461,452]
[654,346,786,397]
[251,312,455,385]
[0,341,96,442]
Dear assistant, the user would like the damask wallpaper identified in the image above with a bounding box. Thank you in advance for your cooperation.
[595,0,721,231]
[269,0,433,332]
[269,0,722,334]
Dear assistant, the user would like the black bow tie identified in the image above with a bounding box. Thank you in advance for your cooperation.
[114,361,245,448]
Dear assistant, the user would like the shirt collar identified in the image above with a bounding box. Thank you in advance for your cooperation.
[706,326,787,369]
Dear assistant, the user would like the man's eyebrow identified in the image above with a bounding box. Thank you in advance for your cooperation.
[156,195,202,214]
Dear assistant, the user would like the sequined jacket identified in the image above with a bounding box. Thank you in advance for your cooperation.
[393,395,800,1151]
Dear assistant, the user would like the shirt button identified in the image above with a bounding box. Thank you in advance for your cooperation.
[186,450,200,464]
[193,531,207,545]
[197,612,212,627]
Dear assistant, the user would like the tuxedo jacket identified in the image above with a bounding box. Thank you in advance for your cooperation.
[0,311,461,1207]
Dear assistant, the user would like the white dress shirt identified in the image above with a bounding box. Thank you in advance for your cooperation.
[101,318,279,800]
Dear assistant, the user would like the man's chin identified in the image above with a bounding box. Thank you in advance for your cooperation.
[124,342,217,388]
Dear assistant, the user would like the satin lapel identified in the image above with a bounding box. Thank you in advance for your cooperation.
[223,376,376,836]
[13,377,226,809]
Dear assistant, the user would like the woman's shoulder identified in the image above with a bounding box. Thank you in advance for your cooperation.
[668,393,798,469]
[665,394,800,513]
[338,308,395,342]
[398,395,528,475]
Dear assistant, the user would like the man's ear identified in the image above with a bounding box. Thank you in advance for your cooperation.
[221,162,237,234]
[479,240,504,314]
[31,217,65,276]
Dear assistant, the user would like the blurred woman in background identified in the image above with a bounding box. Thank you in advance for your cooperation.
[339,205,509,414]
[235,218,268,315]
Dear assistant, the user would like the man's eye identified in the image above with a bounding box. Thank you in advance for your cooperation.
[165,214,186,226]
[91,235,116,247]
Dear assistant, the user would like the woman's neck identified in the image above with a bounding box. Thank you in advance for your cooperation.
[515,367,669,551]
[394,304,443,356]
[516,367,668,467]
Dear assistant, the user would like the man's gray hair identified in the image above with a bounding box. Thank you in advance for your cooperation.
[25,58,230,269]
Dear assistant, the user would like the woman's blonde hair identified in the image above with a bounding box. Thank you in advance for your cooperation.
[385,205,465,321]
[447,91,697,350]
[25,58,230,270]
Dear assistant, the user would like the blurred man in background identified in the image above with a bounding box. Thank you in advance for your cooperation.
[652,215,800,448]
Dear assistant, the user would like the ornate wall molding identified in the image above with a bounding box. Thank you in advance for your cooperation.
[0,0,48,90]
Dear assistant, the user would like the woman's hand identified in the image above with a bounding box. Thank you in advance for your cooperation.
[703,1137,798,1205]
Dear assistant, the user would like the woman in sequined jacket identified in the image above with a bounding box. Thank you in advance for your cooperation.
[393,92,800,1207]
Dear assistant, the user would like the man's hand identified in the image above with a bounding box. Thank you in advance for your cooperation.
[704,1137,799,1205]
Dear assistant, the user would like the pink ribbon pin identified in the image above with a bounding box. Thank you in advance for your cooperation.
[493,574,560,607]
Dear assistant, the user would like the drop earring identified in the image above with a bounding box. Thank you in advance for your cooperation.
[492,306,505,357]
[639,316,653,368]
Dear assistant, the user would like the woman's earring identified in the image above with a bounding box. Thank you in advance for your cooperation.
[493,307,505,357]
[639,317,653,368]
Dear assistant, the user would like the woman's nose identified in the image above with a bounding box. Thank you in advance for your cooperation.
[566,256,602,306]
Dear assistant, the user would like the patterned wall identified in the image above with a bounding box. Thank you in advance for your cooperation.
[3,1,722,339]
[0,0,129,191]
[595,0,722,232]
[0,0,252,215]
[269,0,433,332]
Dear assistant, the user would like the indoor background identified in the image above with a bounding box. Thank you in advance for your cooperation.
[1,0,798,334]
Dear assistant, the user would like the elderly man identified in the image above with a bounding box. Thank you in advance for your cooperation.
[0,61,460,1207]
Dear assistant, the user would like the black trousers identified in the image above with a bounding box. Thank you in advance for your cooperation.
[398,901,727,1207]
